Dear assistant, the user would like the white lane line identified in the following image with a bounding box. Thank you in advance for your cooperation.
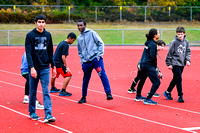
[1,70,200,115]
[0,80,195,133]
[182,127,200,132]
[0,104,72,133]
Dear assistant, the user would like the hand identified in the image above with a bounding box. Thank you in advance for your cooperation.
[168,65,173,70]
[31,67,37,78]
[186,61,190,66]
[52,67,56,78]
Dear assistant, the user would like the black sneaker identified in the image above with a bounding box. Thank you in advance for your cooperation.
[50,87,60,93]
[178,96,184,103]
[163,91,173,100]
[127,88,136,93]
[106,93,113,100]
[78,97,86,104]
[148,92,160,97]
[59,90,72,96]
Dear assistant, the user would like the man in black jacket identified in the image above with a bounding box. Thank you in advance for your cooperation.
[25,14,56,123]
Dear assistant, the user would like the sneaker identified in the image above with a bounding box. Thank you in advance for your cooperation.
[127,88,136,93]
[143,98,158,105]
[106,93,113,100]
[36,100,44,110]
[135,95,146,101]
[50,87,60,93]
[163,91,173,100]
[59,90,72,96]
[78,97,86,104]
[153,93,160,97]
[30,113,40,120]
[178,96,184,103]
[147,92,160,97]
[44,115,56,123]
[23,95,29,104]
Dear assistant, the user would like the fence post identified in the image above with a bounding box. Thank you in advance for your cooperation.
[8,30,9,46]
[13,5,16,13]
[120,6,122,21]
[122,29,124,45]
[68,6,71,22]
[160,29,163,40]
[95,6,97,21]
[145,6,147,22]
[42,5,44,13]
[190,7,192,22]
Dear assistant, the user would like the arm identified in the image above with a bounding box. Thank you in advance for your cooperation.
[149,43,157,68]
[92,31,104,57]
[185,41,191,66]
[77,40,84,64]
[62,55,71,72]
[47,34,55,68]
[25,34,37,78]
[165,41,174,69]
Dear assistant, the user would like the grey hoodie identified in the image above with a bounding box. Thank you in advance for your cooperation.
[165,36,191,67]
[77,28,104,64]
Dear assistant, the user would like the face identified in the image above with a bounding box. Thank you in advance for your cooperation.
[77,22,86,33]
[177,32,185,40]
[68,38,76,44]
[154,31,160,40]
[35,19,46,31]
[157,44,165,51]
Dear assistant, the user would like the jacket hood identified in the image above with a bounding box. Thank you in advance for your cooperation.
[145,39,155,46]
[82,28,90,34]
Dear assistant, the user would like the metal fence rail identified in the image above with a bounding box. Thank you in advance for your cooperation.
[0,29,199,46]
[0,5,200,22]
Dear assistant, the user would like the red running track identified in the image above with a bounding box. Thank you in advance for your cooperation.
[0,46,200,133]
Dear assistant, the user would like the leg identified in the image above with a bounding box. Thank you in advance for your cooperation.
[22,74,29,96]
[62,76,71,89]
[29,72,39,114]
[136,71,147,97]
[175,66,184,96]
[146,67,160,100]
[40,68,52,116]
[94,58,111,94]
[82,62,93,97]
[51,77,56,88]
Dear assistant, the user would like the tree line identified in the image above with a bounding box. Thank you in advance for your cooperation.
[1,0,200,6]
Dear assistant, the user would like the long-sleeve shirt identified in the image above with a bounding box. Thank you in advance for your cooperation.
[25,28,55,70]
[165,36,191,67]
[77,28,104,65]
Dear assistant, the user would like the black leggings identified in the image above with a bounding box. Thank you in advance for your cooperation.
[22,73,29,95]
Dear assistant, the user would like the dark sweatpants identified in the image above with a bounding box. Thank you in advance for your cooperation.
[136,63,160,99]
[167,66,184,96]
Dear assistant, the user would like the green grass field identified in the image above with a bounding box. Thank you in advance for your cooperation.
[0,22,200,45]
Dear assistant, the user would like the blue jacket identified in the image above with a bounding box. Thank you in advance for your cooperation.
[21,52,29,74]
[77,28,104,65]
[140,40,157,68]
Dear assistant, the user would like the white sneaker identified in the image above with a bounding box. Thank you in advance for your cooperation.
[36,100,44,110]
[23,95,29,104]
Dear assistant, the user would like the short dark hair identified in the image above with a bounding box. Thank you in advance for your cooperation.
[176,26,185,33]
[146,28,158,40]
[67,32,76,39]
[35,14,46,22]
[156,40,166,46]
[78,19,86,26]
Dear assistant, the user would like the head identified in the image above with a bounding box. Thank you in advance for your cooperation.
[176,26,185,40]
[77,19,86,33]
[146,28,160,41]
[67,32,76,44]
[34,14,47,32]
[156,40,166,51]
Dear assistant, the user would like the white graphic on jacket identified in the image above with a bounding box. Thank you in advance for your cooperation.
[35,37,47,50]
[177,44,186,54]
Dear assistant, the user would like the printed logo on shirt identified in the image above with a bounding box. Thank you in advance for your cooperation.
[177,44,186,54]
[35,37,47,50]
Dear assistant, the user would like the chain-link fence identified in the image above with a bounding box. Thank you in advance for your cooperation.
[0,29,199,46]
[0,5,200,22]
